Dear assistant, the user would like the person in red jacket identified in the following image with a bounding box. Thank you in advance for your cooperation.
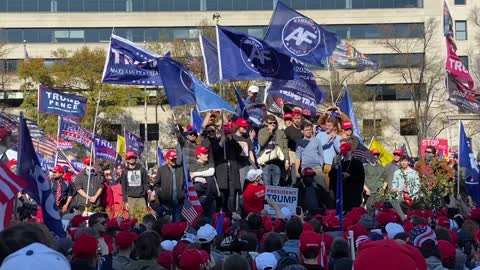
[243,168,266,215]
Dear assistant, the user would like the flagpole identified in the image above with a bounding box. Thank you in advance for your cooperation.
[54,115,60,165]
[143,40,149,170]
[457,120,461,197]
[85,85,102,209]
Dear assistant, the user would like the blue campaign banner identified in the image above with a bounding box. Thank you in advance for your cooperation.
[71,160,85,172]
[267,79,321,113]
[58,117,93,148]
[216,25,294,82]
[124,129,144,156]
[264,1,339,67]
[199,34,220,85]
[338,87,363,143]
[101,34,163,86]
[38,85,87,118]
[94,136,117,161]
[459,122,480,205]
[157,57,196,108]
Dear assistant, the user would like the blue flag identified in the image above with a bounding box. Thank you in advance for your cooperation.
[124,129,144,156]
[58,117,93,148]
[400,143,416,168]
[102,34,163,86]
[264,1,339,67]
[193,76,235,114]
[199,35,220,85]
[338,86,363,143]
[94,136,117,161]
[17,114,66,238]
[267,77,324,114]
[336,160,343,231]
[216,25,295,82]
[157,147,164,167]
[234,85,249,119]
[459,122,480,205]
[216,210,224,235]
[38,85,87,118]
[157,57,196,108]
[191,109,204,134]
[71,159,85,172]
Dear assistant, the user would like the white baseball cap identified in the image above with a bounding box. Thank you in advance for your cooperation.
[248,85,259,93]
[247,169,263,182]
[196,224,217,243]
[160,240,178,251]
[255,252,277,270]
[1,243,70,270]
[385,222,405,239]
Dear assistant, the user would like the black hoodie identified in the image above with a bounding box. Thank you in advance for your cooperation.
[120,163,148,201]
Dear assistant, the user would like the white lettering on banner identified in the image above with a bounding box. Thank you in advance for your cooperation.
[95,137,113,149]
[264,185,298,216]
[448,59,469,73]
[284,27,317,46]
[249,46,272,65]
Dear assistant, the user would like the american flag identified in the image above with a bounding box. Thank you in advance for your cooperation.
[181,164,203,224]
[0,112,18,132]
[56,150,79,175]
[185,56,203,73]
[32,136,57,157]
[0,163,28,230]
[352,143,376,163]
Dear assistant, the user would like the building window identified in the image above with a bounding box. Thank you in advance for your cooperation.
[101,124,122,141]
[365,84,426,101]
[455,21,467,40]
[363,119,382,138]
[140,123,160,141]
[325,23,424,39]
[459,56,469,70]
[455,0,466,5]
[400,118,418,136]
[367,53,424,68]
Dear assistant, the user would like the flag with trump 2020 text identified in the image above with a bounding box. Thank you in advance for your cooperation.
[124,129,144,156]
[216,25,295,82]
[38,85,87,118]
[101,34,163,86]
[17,114,66,238]
[58,117,93,148]
[94,136,117,161]
[263,1,339,67]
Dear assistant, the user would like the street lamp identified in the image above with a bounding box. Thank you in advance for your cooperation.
[373,80,385,137]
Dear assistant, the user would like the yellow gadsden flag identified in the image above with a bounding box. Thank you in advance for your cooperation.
[369,139,394,166]
[116,135,126,159]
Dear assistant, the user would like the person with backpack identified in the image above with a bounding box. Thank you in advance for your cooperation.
[273,217,302,269]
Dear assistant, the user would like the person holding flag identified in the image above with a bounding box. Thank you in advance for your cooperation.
[175,125,199,170]
[73,157,104,212]
[329,140,365,212]
[119,151,148,216]
[340,121,360,152]
[49,165,74,214]
[153,150,184,222]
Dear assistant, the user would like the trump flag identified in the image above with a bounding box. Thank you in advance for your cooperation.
[38,85,87,118]
[459,121,480,204]
[102,34,163,86]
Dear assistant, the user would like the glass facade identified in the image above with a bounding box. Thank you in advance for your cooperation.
[0,23,424,43]
[365,84,426,101]
[0,0,424,12]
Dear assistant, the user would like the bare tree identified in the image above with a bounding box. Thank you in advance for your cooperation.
[377,18,456,156]
[0,40,14,110]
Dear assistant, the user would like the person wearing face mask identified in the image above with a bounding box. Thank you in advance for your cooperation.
[329,140,365,212]
[73,157,105,212]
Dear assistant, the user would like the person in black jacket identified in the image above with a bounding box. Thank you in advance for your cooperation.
[73,157,104,212]
[120,151,148,217]
[329,141,365,212]
[190,145,219,217]
[153,149,185,222]
[49,165,74,214]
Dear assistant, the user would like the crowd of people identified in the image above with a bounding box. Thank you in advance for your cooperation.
[0,84,479,270]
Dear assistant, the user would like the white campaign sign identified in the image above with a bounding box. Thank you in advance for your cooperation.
[264,185,298,216]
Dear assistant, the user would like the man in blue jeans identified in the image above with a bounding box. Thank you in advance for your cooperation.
[153,150,184,221]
